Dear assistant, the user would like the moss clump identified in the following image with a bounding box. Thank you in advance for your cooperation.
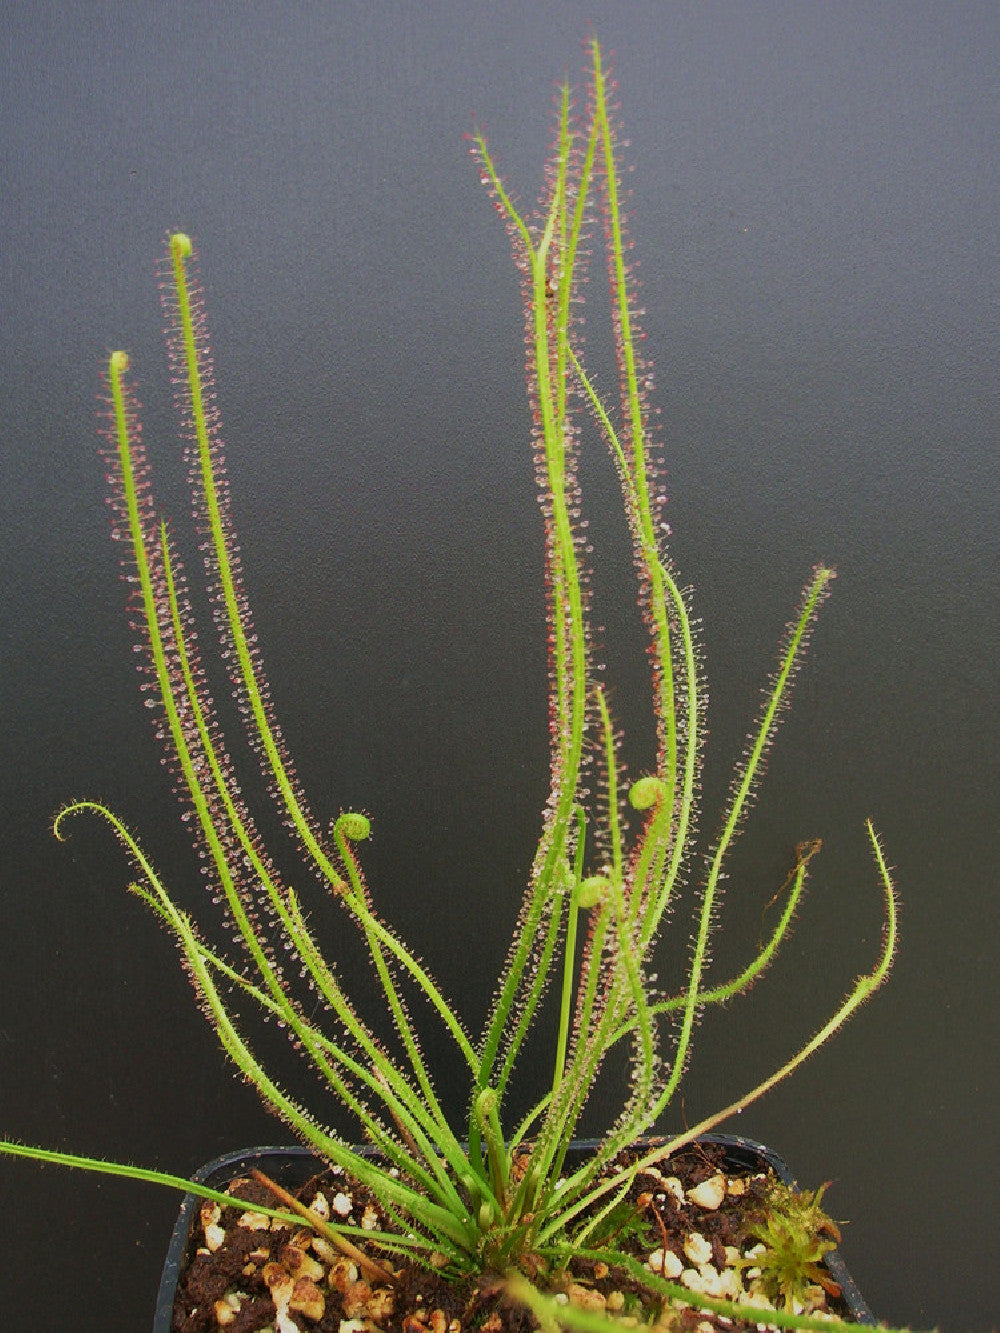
[741,1180,844,1312]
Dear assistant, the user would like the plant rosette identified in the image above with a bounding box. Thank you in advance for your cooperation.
[157,1137,873,1333]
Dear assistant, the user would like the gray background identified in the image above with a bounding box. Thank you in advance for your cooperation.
[1,2,997,1328]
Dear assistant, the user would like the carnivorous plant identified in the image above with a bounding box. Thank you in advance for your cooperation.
[3,37,897,1329]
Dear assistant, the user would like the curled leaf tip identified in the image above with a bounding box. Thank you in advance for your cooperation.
[475,1087,497,1117]
[109,350,129,375]
[170,232,193,259]
[52,800,86,841]
[577,874,610,909]
[628,775,666,811]
[336,811,371,842]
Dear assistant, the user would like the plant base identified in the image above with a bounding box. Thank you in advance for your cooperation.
[155,1137,874,1332]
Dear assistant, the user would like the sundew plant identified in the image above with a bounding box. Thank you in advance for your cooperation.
[3,38,896,1327]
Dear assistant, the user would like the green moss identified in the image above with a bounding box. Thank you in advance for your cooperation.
[741,1180,844,1313]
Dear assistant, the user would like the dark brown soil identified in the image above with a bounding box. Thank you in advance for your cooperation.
[169,1142,855,1333]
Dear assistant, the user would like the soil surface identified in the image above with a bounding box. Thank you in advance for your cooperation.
[169,1142,855,1333]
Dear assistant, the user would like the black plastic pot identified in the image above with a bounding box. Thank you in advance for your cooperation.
[154,1135,875,1329]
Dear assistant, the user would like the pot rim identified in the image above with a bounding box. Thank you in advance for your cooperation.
[153,1134,875,1329]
